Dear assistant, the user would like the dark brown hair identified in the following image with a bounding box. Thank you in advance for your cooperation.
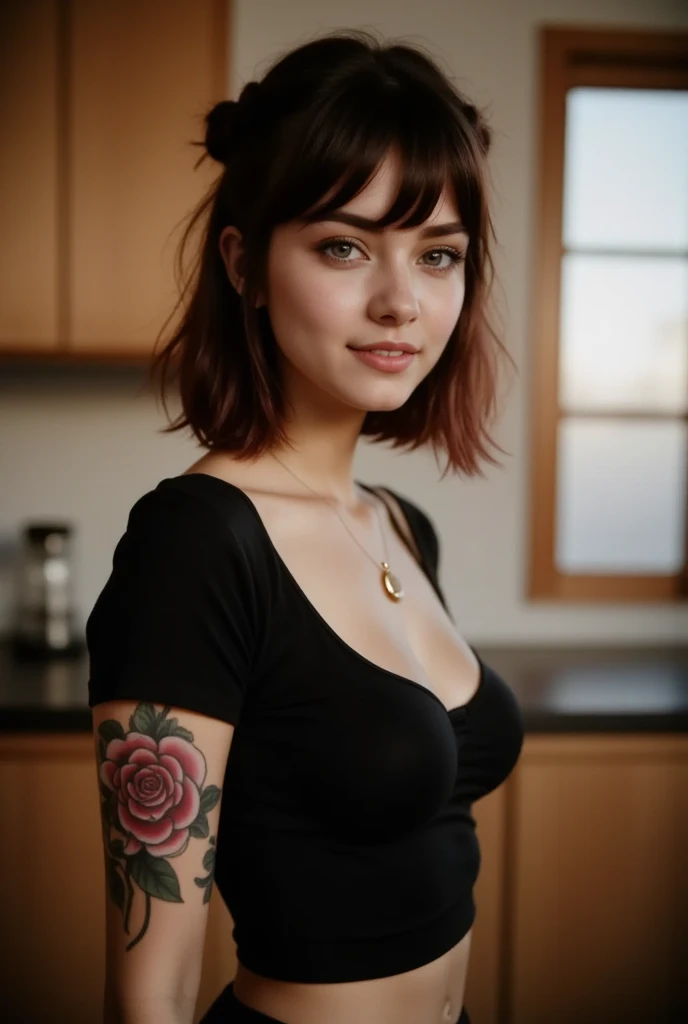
[149,29,514,479]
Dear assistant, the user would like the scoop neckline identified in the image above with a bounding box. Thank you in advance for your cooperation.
[163,473,485,719]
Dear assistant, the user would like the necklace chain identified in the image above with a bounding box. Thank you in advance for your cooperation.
[270,452,389,567]
[269,451,404,602]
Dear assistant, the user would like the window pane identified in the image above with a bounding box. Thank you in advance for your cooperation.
[559,253,688,413]
[563,88,688,251]
[556,418,687,573]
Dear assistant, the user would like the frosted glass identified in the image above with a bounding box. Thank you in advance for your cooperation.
[559,253,688,413]
[563,88,688,251]
[556,418,687,573]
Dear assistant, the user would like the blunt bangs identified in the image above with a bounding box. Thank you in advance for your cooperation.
[265,77,482,242]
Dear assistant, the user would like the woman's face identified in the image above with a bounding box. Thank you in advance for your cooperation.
[230,150,469,417]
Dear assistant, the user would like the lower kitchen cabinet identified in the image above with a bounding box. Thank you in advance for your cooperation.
[0,730,685,1023]
[0,732,239,1023]
[505,733,688,1024]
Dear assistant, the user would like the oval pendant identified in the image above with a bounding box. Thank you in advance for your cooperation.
[381,562,404,602]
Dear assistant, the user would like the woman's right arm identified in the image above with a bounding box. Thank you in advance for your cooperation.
[92,700,235,1024]
[87,484,263,1021]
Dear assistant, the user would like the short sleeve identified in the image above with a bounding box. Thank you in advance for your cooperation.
[87,484,263,726]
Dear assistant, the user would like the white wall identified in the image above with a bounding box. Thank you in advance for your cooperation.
[1,0,687,645]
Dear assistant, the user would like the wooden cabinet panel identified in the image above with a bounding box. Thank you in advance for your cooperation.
[68,0,227,355]
[0,734,105,1022]
[4,730,685,1021]
[509,734,688,1024]
[466,782,513,1024]
[0,732,238,1023]
[0,0,60,350]
[0,728,511,1023]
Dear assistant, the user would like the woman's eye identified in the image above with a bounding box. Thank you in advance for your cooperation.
[423,248,467,272]
[316,238,466,274]
[318,239,362,262]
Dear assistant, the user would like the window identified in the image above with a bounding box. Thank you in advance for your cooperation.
[529,27,688,602]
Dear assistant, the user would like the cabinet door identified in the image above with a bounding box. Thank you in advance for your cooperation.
[68,0,227,356]
[465,783,513,1024]
[0,734,106,1021]
[509,734,688,1024]
[0,0,60,351]
[0,732,242,1022]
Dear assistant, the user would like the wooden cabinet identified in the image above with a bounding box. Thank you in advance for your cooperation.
[466,781,513,1024]
[68,0,227,355]
[0,1,60,350]
[1,730,685,1023]
[0,734,108,1022]
[0,0,227,360]
[0,732,237,1024]
[507,733,688,1024]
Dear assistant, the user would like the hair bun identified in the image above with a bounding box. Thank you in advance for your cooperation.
[204,100,239,163]
[463,102,491,156]
[204,82,263,164]
[238,81,262,107]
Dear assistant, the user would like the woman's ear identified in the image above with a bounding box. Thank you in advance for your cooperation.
[218,226,266,308]
[218,225,244,294]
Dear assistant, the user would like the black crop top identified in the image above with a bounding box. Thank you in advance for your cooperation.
[87,473,524,983]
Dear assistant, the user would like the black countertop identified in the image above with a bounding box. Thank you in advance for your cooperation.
[1,640,687,734]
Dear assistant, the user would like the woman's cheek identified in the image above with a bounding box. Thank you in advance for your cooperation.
[276,274,354,339]
[435,280,466,336]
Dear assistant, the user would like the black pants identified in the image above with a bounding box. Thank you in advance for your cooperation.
[201,980,471,1023]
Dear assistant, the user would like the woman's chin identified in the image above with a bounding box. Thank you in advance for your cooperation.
[350,388,416,414]
[307,374,419,416]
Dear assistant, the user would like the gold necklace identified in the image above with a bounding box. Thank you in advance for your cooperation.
[270,452,404,603]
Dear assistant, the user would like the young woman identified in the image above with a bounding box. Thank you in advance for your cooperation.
[88,29,524,1024]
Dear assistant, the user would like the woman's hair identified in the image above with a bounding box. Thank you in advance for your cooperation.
[149,28,515,479]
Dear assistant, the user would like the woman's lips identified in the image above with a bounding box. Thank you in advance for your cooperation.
[348,349,416,373]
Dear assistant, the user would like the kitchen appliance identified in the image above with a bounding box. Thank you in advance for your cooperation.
[12,521,84,657]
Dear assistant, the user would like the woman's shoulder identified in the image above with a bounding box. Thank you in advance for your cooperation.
[129,457,265,532]
[120,466,277,580]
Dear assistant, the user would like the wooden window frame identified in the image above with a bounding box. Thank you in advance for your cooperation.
[528,26,688,603]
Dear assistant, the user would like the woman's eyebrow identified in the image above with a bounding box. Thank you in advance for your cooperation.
[300,211,469,240]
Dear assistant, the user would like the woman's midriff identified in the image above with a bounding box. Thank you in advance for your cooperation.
[232,927,473,1024]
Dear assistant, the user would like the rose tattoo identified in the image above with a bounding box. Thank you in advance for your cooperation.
[96,703,220,951]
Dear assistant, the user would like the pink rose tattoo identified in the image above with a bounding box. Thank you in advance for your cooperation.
[96,703,219,951]
[101,731,204,858]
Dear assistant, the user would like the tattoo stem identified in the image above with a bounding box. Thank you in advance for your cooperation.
[126,893,151,952]
[123,861,135,934]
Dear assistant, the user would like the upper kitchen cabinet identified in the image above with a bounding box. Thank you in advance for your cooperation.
[68,0,227,356]
[0,0,228,360]
[0,1,60,351]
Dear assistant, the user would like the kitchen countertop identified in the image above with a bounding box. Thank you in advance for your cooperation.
[1,640,687,734]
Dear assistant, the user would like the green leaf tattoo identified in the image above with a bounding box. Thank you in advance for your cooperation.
[194,836,217,905]
[189,813,209,839]
[95,703,222,950]
[131,849,183,902]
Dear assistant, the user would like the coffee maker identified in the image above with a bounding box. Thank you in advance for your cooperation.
[12,521,84,657]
